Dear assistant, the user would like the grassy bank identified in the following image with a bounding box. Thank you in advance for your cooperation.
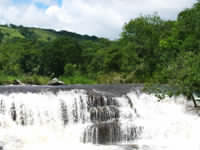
[0,74,97,85]
[0,71,145,85]
[0,74,50,85]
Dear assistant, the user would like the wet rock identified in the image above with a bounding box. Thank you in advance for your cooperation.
[83,121,143,144]
[48,78,65,85]
[13,79,24,85]
[117,144,139,150]
[0,141,3,150]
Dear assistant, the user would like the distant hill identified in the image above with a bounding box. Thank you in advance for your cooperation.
[0,24,99,43]
[0,23,109,81]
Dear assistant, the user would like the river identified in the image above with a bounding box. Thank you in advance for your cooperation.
[0,85,199,150]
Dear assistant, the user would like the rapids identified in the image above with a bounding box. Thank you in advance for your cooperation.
[0,85,199,150]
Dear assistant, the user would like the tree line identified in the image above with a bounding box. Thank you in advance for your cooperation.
[0,1,200,96]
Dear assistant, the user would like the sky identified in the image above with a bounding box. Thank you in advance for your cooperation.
[0,0,197,39]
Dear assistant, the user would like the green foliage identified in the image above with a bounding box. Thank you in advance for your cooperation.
[162,52,200,96]
[0,30,4,43]
[0,26,24,41]
[20,75,50,85]
[0,1,200,90]
[0,24,98,42]
[18,26,37,41]
[121,14,164,79]
[0,74,17,85]
[40,37,83,76]
[0,74,50,85]
[59,75,96,84]
[64,64,77,76]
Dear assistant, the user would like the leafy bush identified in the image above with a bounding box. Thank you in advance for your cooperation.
[21,75,50,85]
[64,64,77,76]
[60,75,96,84]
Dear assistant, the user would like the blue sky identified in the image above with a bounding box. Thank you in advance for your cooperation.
[12,0,62,8]
[0,0,197,39]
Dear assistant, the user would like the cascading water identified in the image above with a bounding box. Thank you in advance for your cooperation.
[0,86,200,150]
[127,92,200,150]
[0,88,142,150]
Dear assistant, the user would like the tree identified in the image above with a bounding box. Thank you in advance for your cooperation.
[0,30,4,43]
[18,26,37,41]
[177,1,200,53]
[160,51,200,98]
[121,14,164,80]
[40,37,83,76]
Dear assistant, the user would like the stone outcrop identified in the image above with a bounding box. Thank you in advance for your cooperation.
[48,78,65,85]
[13,79,24,85]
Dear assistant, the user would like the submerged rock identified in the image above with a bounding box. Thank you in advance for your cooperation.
[48,78,65,85]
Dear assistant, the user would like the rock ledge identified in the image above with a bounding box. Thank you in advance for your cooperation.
[48,78,65,85]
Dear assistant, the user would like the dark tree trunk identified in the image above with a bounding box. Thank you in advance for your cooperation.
[191,94,198,107]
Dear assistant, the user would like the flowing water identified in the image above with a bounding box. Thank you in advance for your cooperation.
[0,85,200,150]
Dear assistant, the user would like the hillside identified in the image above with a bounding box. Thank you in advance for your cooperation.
[0,0,200,99]
[0,23,110,85]
[0,24,98,43]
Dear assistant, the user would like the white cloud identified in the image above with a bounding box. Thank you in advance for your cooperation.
[0,0,197,39]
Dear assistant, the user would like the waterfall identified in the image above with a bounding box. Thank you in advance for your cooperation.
[0,88,142,150]
[127,92,200,150]
[0,86,200,150]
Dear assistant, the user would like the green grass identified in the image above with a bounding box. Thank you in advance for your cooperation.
[32,28,57,42]
[0,75,16,85]
[0,26,24,41]
[0,24,96,43]
[0,74,50,85]
[0,74,97,85]
[59,75,97,84]
[20,75,50,85]
[0,26,58,42]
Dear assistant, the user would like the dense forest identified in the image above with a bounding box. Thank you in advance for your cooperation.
[0,1,200,95]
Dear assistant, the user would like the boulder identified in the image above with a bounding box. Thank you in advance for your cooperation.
[48,78,65,85]
[13,79,24,85]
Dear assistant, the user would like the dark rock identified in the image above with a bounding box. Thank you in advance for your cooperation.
[83,121,143,144]
[48,78,65,85]
[0,142,3,150]
[13,79,24,85]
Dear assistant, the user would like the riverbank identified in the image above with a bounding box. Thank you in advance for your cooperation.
[0,74,97,85]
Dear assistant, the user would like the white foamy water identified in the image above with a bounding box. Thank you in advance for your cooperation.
[0,89,140,150]
[0,90,90,150]
[127,92,200,150]
[0,89,199,150]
